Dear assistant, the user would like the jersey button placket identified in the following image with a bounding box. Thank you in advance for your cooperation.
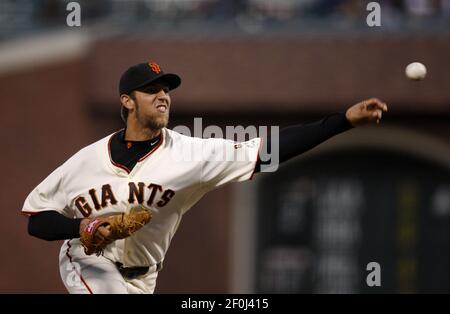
[130,159,146,178]
[123,164,140,264]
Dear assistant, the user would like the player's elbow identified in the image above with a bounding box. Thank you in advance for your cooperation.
[28,216,53,241]
[27,217,42,239]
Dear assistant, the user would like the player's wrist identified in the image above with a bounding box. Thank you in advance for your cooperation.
[345,108,356,127]
[79,218,90,236]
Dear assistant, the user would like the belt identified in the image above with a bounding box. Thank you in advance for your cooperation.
[115,261,163,280]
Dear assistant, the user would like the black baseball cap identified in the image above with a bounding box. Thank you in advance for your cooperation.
[119,62,181,95]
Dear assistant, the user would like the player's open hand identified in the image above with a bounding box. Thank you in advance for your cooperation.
[345,98,388,127]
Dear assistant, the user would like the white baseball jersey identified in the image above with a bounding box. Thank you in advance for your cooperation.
[22,128,261,269]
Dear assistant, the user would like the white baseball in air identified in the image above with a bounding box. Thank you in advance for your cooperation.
[405,62,427,80]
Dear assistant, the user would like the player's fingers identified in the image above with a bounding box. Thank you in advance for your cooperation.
[96,236,113,245]
[370,110,383,123]
[375,102,388,112]
[371,109,382,118]
[94,232,105,242]
[94,229,114,246]
[93,226,110,243]
[366,99,386,111]
[97,226,112,238]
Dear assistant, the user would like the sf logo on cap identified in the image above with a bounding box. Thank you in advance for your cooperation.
[148,62,161,74]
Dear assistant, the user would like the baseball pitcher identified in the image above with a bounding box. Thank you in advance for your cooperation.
[22,61,387,293]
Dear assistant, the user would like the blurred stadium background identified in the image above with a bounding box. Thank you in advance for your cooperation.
[1,0,449,293]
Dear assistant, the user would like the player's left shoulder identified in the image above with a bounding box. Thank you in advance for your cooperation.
[164,128,202,146]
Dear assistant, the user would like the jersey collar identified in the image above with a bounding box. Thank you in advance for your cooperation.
[107,128,165,174]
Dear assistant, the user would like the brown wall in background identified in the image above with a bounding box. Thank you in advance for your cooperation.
[88,37,450,114]
[0,60,90,293]
[0,36,449,293]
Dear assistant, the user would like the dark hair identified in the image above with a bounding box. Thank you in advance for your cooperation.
[120,91,137,124]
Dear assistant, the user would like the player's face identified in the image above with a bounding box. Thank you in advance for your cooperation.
[133,83,171,130]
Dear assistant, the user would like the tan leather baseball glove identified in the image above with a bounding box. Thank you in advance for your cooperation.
[79,206,153,256]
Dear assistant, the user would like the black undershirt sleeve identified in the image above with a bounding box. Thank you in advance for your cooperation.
[255,112,353,173]
[28,211,82,241]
